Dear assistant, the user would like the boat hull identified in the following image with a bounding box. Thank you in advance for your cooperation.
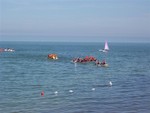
[99,49,108,53]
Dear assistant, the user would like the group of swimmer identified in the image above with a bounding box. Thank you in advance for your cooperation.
[72,56,108,67]
[47,54,108,67]
[72,56,96,63]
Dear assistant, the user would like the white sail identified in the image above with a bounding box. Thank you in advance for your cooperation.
[104,41,109,50]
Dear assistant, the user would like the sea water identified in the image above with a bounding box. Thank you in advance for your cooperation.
[0,42,150,113]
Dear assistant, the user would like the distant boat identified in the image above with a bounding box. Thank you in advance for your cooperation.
[48,54,58,60]
[95,60,109,67]
[99,41,109,52]
[4,48,15,52]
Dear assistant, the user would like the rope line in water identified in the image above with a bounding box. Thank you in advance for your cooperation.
[41,81,112,96]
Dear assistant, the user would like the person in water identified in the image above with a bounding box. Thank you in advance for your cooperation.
[101,60,106,65]
[95,60,100,65]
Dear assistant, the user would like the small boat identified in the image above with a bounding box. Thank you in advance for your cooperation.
[95,60,109,67]
[99,41,109,52]
[96,63,109,67]
[4,48,15,52]
[100,63,109,67]
[48,54,58,60]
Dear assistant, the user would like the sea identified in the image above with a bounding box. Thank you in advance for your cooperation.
[0,41,150,113]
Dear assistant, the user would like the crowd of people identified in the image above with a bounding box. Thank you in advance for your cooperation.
[72,56,97,63]
[47,54,108,67]
[72,56,108,67]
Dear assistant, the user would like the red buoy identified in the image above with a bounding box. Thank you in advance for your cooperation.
[41,91,44,96]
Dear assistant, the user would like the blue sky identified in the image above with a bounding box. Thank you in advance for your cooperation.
[0,0,150,42]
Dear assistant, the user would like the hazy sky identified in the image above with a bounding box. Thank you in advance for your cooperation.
[0,0,150,42]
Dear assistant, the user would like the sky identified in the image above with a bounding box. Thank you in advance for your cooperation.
[0,0,150,42]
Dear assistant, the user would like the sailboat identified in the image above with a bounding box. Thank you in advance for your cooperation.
[99,41,109,52]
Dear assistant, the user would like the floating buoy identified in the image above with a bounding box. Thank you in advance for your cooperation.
[109,81,112,86]
[41,91,44,96]
[92,88,95,91]
[54,91,58,95]
[69,90,73,93]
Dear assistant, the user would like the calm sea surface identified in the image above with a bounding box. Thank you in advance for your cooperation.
[0,42,150,113]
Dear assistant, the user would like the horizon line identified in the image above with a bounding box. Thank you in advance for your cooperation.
[0,40,150,43]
